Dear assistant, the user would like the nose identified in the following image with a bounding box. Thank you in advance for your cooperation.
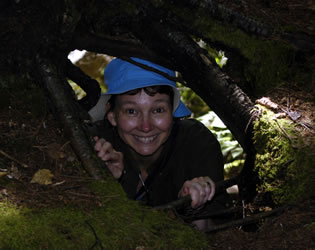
[138,114,152,132]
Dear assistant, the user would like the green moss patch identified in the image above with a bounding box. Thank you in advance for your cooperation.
[173,7,300,95]
[0,178,208,249]
[253,105,315,205]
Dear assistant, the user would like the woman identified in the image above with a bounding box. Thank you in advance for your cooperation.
[89,58,229,228]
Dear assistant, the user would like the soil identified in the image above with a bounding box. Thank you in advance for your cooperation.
[0,0,314,248]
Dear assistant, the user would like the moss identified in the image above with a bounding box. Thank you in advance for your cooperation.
[0,179,209,249]
[173,7,300,95]
[205,24,295,95]
[253,105,315,205]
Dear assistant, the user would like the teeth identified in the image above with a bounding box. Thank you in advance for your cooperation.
[134,135,157,143]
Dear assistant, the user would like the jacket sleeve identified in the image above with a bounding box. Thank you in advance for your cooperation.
[175,119,225,183]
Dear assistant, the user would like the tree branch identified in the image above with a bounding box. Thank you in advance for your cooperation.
[205,206,286,233]
[175,0,272,37]
[65,59,101,111]
[70,28,172,68]
[35,53,108,180]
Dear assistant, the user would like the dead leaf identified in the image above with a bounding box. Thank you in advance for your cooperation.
[0,172,8,177]
[31,169,54,185]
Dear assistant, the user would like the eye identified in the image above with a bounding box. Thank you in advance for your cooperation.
[153,107,165,114]
[126,109,137,115]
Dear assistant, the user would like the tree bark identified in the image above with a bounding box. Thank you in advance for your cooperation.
[35,53,108,180]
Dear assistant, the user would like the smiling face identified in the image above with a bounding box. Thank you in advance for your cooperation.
[107,89,173,157]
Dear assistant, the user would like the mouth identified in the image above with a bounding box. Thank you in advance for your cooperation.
[133,134,158,144]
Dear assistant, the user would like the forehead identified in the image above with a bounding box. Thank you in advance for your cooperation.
[116,90,171,106]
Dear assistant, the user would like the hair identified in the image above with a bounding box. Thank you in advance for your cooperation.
[107,85,174,113]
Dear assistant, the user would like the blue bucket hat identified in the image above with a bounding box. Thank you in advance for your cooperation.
[89,57,191,121]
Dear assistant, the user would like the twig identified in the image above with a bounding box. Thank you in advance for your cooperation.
[205,206,286,233]
[60,140,71,150]
[274,119,294,142]
[64,191,98,198]
[181,206,243,222]
[85,220,105,250]
[0,150,28,168]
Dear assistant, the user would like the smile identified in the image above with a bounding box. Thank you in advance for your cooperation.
[133,135,158,143]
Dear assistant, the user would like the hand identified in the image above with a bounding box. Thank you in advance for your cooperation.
[94,136,124,179]
[178,177,215,208]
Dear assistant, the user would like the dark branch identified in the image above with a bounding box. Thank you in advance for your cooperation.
[35,53,108,180]
[70,28,172,68]
[205,206,286,233]
[65,59,101,111]
[172,0,273,37]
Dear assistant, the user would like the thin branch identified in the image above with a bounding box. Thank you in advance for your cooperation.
[0,150,28,168]
[180,206,243,222]
[85,220,105,250]
[205,206,286,233]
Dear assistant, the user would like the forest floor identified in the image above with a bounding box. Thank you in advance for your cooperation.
[0,87,314,249]
[1,0,314,248]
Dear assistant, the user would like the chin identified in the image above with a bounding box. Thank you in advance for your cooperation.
[136,148,157,156]
[131,144,163,157]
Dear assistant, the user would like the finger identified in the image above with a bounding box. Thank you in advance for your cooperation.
[102,151,121,163]
[96,141,113,160]
[107,151,123,162]
[178,181,192,197]
[189,184,202,208]
[194,177,215,202]
[205,178,215,200]
[94,138,105,151]
[186,182,204,208]
[199,182,210,204]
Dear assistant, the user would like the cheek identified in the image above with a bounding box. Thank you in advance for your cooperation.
[153,116,173,131]
[117,116,138,132]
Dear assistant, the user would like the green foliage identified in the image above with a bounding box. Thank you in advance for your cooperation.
[198,111,244,178]
[197,40,228,68]
[68,80,87,100]
[178,84,210,117]
[253,106,315,205]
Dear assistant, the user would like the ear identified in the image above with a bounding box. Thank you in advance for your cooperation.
[107,111,117,127]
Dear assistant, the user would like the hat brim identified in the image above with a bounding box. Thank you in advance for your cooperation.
[88,88,191,122]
